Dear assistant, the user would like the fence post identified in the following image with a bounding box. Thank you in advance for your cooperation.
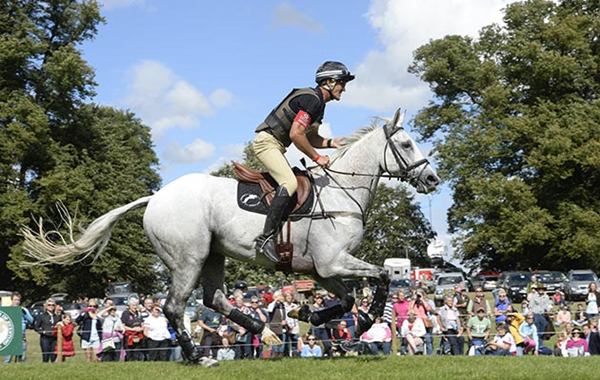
[56,322,63,362]
[391,307,397,354]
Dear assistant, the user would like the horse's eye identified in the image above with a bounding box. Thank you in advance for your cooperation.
[401,141,412,150]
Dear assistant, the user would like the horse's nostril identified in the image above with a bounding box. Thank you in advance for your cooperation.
[428,175,440,185]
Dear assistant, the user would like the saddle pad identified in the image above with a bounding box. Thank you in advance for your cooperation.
[236,182,314,221]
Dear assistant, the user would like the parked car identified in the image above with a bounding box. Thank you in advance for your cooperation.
[535,271,567,295]
[28,300,46,319]
[564,269,599,301]
[49,293,71,305]
[473,272,500,291]
[184,297,200,322]
[107,293,140,318]
[412,268,437,293]
[500,272,532,303]
[62,302,84,320]
[105,281,135,296]
[388,278,412,298]
[434,272,465,306]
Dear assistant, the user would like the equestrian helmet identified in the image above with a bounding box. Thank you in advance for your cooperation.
[234,280,248,290]
[315,61,355,84]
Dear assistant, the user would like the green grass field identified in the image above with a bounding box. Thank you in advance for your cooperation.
[2,291,593,379]
[3,353,600,380]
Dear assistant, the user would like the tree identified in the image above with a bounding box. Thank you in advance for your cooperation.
[408,0,600,271]
[8,105,162,299]
[1,1,162,300]
[358,184,436,267]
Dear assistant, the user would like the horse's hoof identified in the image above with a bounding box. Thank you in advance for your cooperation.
[198,357,219,367]
[261,326,283,345]
[287,304,311,322]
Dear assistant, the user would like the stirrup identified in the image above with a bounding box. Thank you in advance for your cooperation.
[254,235,278,263]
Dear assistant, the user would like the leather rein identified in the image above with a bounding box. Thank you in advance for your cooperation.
[305,125,432,225]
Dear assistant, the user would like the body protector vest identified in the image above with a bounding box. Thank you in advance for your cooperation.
[255,88,324,147]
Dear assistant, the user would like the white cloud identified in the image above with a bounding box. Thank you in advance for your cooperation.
[221,143,245,158]
[271,3,323,33]
[204,156,234,175]
[162,139,216,163]
[123,60,232,138]
[345,0,514,112]
[209,89,234,108]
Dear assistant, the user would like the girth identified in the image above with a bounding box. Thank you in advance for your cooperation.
[233,162,312,213]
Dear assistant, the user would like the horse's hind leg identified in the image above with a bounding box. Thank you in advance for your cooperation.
[201,252,281,346]
[162,251,204,364]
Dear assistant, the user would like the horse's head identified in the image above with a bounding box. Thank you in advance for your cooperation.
[381,108,440,193]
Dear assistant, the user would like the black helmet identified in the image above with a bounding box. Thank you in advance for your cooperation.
[234,280,248,290]
[315,61,355,84]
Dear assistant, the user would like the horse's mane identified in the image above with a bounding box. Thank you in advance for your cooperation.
[331,118,383,161]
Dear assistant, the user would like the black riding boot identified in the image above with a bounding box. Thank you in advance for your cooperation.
[255,186,291,263]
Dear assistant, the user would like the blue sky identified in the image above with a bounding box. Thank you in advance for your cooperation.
[82,0,516,261]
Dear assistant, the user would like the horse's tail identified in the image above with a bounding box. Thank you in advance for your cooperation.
[21,196,153,266]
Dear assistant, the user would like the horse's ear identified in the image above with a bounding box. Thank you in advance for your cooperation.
[391,108,407,128]
[384,108,406,135]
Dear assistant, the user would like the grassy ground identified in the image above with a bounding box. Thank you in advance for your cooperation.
[3,355,600,380]
[1,290,579,379]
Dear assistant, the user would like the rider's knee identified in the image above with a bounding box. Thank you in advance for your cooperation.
[280,181,297,196]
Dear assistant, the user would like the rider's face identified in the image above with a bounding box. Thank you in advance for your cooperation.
[331,80,346,101]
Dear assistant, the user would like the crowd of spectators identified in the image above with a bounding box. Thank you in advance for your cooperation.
[3,277,600,363]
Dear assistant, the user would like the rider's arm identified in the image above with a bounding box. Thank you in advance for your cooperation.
[290,121,319,161]
[289,110,330,167]
[306,127,345,150]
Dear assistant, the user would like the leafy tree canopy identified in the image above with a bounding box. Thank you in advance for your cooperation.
[1,1,162,301]
[408,0,600,271]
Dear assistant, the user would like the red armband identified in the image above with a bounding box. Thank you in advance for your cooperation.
[294,110,312,129]
[312,154,321,163]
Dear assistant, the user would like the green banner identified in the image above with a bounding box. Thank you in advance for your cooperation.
[0,307,23,356]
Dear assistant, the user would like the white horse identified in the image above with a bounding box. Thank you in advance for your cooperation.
[22,108,439,363]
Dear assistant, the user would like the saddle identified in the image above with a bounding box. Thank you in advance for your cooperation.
[234,162,314,271]
[233,162,312,213]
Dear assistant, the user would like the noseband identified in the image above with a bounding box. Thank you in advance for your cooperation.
[383,124,430,183]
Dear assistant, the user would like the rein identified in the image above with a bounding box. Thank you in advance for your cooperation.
[299,125,431,225]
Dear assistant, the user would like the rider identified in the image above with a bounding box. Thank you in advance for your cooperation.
[253,61,355,264]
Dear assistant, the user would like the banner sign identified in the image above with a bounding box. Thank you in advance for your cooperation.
[0,307,23,356]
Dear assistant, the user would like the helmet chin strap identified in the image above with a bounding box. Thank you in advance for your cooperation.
[323,80,337,100]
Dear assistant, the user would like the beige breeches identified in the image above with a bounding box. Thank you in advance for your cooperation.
[253,131,298,195]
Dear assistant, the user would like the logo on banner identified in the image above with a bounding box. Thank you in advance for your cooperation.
[0,309,15,351]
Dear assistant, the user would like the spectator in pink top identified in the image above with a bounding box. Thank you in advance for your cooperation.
[555,304,571,327]
[360,317,392,355]
[565,327,588,356]
[393,290,410,330]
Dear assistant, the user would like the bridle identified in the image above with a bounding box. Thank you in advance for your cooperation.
[382,124,431,185]
[307,124,431,224]
[323,124,431,183]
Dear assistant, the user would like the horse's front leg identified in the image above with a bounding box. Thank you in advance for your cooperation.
[288,276,354,332]
[314,252,390,335]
